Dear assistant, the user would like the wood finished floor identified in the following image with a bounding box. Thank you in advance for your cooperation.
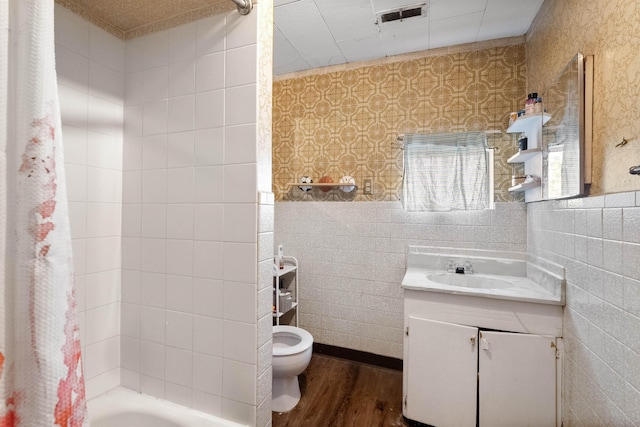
[272,354,411,427]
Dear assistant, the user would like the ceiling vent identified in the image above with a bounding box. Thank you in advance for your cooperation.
[376,3,427,24]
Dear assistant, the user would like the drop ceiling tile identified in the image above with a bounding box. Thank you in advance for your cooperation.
[338,37,387,63]
[322,9,379,41]
[429,0,487,21]
[429,12,484,50]
[380,19,430,57]
[273,27,310,74]
[477,0,544,41]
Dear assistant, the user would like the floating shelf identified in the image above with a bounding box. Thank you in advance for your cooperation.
[508,181,541,193]
[507,148,542,164]
[288,182,358,191]
[507,113,552,134]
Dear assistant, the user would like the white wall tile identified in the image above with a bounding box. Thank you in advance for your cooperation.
[86,202,121,238]
[193,241,224,279]
[142,170,167,203]
[223,204,257,243]
[84,337,120,379]
[140,272,166,308]
[59,85,88,130]
[143,100,169,136]
[224,124,256,165]
[194,127,224,166]
[196,15,226,56]
[142,134,167,170]
[193,315,224,356]
[85,236,121,273]
[192,353,223,395]
[121,237,141,270]
[223,243,257,283]
[167,168,194,203]
[194,166,224,203]
[121,302,140,338]
[169,22,197,63]
[223,281,257,324]
[222,359,256,405]
[123,170,142,203]
[87,131,122,170]
[143,66,169,103]
[224,84,256,126]
[166,240,194,276]
[85,270,120,309]
[89,25,125,72]
[196,52,225,92]
[166,275,194,313]
[225,45,257,87]
[167,131,195,168]
[166,311,193,350]
[169,59,196,98]
[195,90,224,130]
[140,306,166,344]
[88,95,123,137]
[223,320,256,364]
[124,104,143,138]
[121,335,140,370]
[165,347,193,387]
[85,303,120,345]
[140,340,166,378]
[87,167,122,203]
[166,204,194,240]
[193,278,224,317]
[168,95,195,133]
[56,46,89,92]
[223,164,256,203]
[194,204,224,241]
[89,60,125,104]
[141,204,167,238]
[226,9,257,50]
[140,238,167,273]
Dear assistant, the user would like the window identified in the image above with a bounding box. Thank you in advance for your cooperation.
[401,131,494,211]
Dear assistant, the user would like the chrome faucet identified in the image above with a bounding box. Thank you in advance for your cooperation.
[446,259,473,274]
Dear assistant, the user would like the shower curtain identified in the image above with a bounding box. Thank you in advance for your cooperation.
[1,1,87,425]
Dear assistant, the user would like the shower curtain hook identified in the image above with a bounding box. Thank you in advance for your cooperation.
[231,0,253,15]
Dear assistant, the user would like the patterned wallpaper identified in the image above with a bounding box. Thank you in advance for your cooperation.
[527,0,640,195]
[272,39,529,202]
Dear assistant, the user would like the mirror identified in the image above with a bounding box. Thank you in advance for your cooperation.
[541,53,587,200]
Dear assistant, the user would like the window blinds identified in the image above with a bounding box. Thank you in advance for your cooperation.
[402,131,490,212]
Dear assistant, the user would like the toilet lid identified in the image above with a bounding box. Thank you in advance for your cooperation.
[273,326,314,356]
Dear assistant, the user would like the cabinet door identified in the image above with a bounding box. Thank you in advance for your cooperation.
[406,317,478,427]
[479,331,556,427]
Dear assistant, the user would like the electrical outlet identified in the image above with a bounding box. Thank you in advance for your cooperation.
[363,179,373,195]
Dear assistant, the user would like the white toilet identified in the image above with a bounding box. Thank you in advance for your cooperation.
[272,325,314,412]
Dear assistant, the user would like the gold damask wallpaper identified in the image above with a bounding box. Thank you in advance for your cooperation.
[272,40,528,202]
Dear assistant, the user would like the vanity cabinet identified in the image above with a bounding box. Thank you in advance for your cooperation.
[403,290,562,427]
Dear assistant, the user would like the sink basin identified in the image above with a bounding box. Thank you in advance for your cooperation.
[426,273,514,290]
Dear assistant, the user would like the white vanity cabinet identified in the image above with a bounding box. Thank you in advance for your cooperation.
[403,291,563,427]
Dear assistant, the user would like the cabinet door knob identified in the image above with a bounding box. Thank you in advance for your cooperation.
[470,336,476,346]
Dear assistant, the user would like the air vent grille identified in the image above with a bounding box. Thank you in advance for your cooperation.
[377,3,427,24]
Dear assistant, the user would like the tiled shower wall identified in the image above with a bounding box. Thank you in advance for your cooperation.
[119,10,264,425]
[274,201,526,358]
[55,5,124,400]
[527,192,640,425]
[272,38,527,203]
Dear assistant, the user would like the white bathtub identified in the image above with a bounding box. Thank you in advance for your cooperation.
[88,387,247,427]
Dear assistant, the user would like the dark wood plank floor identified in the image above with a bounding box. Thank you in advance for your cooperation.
[272,354,410,427]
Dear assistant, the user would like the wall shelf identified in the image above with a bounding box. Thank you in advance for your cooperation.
[507,148,542,164]
[507,113,552,134]
[508,181,541,193]
[288,182,358,192]
[273,256,298,327]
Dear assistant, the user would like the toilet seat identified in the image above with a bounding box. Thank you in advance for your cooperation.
[273,326,313,356]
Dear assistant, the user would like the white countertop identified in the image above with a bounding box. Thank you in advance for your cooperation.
[402,267,564,305]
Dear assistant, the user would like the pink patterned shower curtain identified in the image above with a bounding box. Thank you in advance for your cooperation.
[0,1,88,426]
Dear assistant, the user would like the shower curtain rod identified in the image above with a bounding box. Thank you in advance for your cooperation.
[230,0,253,15]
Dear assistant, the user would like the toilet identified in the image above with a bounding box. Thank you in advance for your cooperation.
[272,325,314,412]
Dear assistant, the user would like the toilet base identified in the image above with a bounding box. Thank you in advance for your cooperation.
[272,375,301,412]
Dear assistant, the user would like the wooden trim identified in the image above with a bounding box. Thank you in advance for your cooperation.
[313,343,403,371]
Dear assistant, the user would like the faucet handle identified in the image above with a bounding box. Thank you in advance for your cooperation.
[446,260,456,273]
[463,261,473,274]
